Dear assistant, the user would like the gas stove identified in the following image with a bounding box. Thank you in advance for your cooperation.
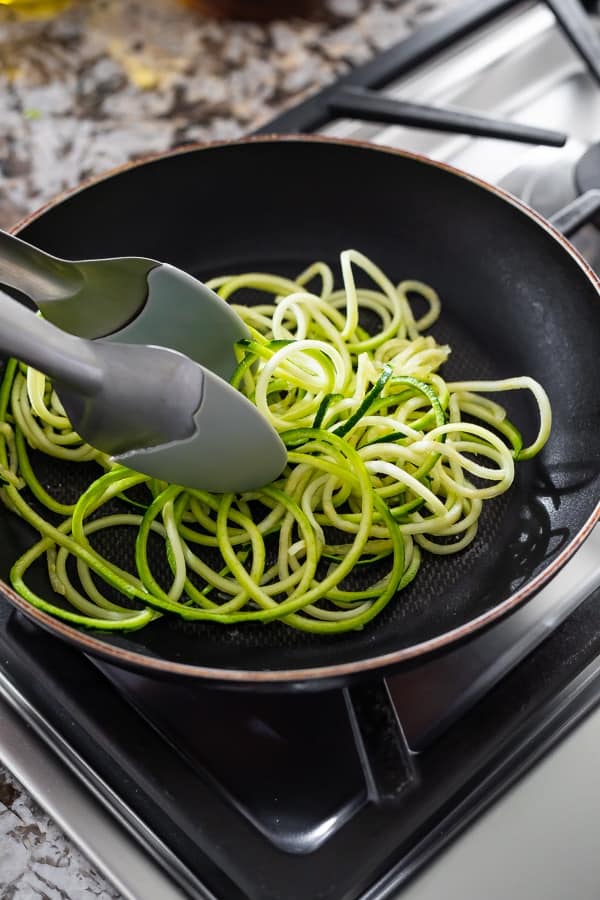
[2,2,600,898]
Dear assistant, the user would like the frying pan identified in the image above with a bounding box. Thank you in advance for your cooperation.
[2,135,600,690]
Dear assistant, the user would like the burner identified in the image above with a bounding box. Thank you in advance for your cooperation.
[499,154,580,218]
[574,142,600,231]
[575,142,600,199]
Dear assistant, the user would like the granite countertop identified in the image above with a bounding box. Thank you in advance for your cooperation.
[0,0,458,896]
[0,0,460,229]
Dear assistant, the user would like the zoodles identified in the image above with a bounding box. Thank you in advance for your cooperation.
[0,250,552,634]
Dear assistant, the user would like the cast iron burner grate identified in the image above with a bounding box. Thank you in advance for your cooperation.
[259,0,600,144]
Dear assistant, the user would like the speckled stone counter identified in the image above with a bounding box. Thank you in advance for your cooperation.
[0,770,120,898]
[0,0,460,229]
[0,0,459,895]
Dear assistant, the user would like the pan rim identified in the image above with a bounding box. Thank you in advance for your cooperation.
[6,133,600,685]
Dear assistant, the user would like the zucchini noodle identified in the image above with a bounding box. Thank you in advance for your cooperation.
[0,250,552,635]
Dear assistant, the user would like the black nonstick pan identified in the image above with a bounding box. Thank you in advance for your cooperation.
[2,135,600,689]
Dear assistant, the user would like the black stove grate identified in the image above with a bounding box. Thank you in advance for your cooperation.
[258,0,600,142]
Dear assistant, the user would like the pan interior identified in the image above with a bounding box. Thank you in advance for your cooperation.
[2,139,599,675]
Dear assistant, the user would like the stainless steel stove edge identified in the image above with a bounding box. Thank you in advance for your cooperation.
[0,671,195,900]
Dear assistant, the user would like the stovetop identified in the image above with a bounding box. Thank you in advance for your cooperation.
[2,2,600,898]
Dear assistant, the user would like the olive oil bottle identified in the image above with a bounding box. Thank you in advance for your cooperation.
[0,0,73,18]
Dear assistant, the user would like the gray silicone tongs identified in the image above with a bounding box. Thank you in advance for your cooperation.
[0,229,247,381]
[0,288,287,492]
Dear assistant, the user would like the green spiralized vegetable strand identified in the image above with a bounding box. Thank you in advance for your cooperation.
[124,429,400,629]
[0,428,23,490]
[326,538,420,605]
[271,291,348,339]
[136,486,257,615]
[230,349,259,391]
[448,399,524,457]
[446,378,551,460]
[0,250,552,636]
[26,367,69,429]
[333,365,393,437]
[15,428,76,516]
[210,272,303,300]
[71,469,151,545]
[295,260,335,298]
[4,474,161,608]
[339,250,404,347]
[0,358,17,422]
[212,485,405,633]
[182,550,253,611]
[313,392,344,430]
[13,372,99,462]
[71,514,162,611]
[9,512,157,630]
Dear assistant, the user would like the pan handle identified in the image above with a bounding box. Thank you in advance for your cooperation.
[548,189,600,238]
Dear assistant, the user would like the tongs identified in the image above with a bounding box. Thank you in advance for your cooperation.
[0,229,247,380]
[0,288,287,492]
